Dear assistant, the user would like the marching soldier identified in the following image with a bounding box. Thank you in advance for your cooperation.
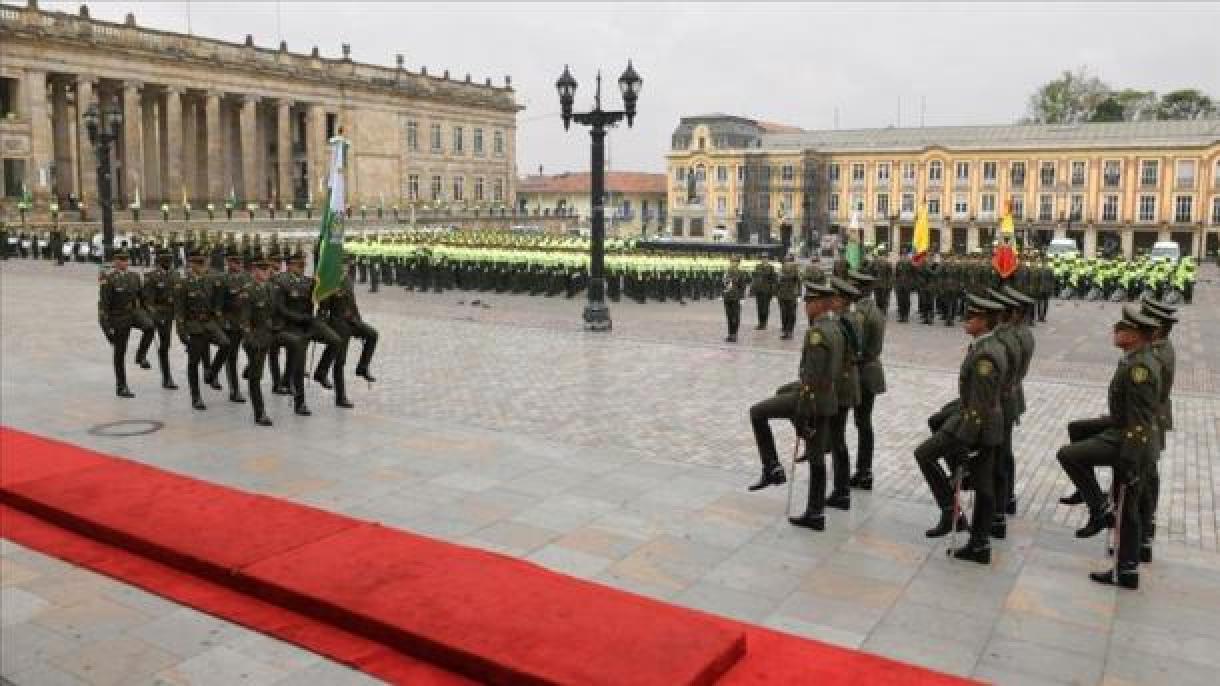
[136,249,179,390]
[914,294,1008,564]
[871,249,894,317]
[98,249,155,398]
[1056,305,1162,589]
[777,255,801,339]
[847,271,886,490]
[314,255,379,408]
[209,254,252,404]
[722,255,749,343]
[275,252,343,415]
[826,277,862,510]
[174,252,230,410]
[894,253,915,322]
[751,254,778,330]
[240,257,305,426]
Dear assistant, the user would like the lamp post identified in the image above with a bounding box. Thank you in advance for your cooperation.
[557,61,641,332]
[83,101,123,262]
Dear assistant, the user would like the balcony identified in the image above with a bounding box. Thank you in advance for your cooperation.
[981,177,997,187]
[1174,179,1196,191]
[953,178,971,190]
[1102,176,1121,189]
[1139,178,1159,189]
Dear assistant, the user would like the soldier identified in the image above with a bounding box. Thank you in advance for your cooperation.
[208,254,252,404]
[275,252,343,415]
[722,255,749,343]
[314,255,379,408]
[913,294,1008,564]
[825,277,862,510]
[894,252,915,322]
[871,249,894,317]
[751,254,777,329]
[847,271,886,490]
[240,257,305,426]
[136,249,180,390]
[1000,285,1037,516]
[98,249,156,398]
[174,252,230,410]
[916,257,937,325]
[1056,305,1161,589]
[747,281,842,504]
[984,288,1025,537]
[776,255,801,339]
[1138,296,1176,563]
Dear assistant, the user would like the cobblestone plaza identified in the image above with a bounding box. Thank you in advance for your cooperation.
[2,260,1219,685]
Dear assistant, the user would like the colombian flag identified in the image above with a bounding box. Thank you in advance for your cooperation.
[992,198,1018,279]
[912,203,930,266]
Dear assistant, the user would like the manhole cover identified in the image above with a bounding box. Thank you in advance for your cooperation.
[87,420,164,437]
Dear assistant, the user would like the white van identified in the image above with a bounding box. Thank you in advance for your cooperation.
[1046,238,1080,258]
[1149,241,1181,262]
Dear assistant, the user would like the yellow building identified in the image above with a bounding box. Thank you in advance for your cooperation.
[667,115,1220,258]
[516,171,667,237]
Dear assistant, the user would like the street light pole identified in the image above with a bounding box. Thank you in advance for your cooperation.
[557,62,641,332]
[83,101,123,263]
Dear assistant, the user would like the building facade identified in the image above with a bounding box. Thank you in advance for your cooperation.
[0,1,519,216]
[516,171,667,237]
[667,114,1220,258]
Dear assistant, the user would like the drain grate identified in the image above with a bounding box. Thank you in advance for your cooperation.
[87,420,164,437]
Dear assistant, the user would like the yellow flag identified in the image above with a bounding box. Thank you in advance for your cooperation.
[913,204,930,261]
[1000,197,1015,237]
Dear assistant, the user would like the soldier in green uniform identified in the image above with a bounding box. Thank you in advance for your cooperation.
[208,254,252,404]
[776,255,801,339]
[722,256,749,343]
[894,253,915,322]
[751,255,778,330]
[314,255,379,408]
[275,253,343,416]
[98,249,155,398]
[1137,296,1175,562]
[847,271,886,490]
[1056,305,1162,589]
[174,252,230,410]
[871,250,894,317]
[826,277,862,510]
[914,294,1008,564]
[240,257,303,426]
[984,288,1026,535]
[136,249,180,390]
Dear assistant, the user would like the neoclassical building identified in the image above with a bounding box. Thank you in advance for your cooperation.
[516,171,667,237]
[0,1,520,215]
[667,114,1220,258]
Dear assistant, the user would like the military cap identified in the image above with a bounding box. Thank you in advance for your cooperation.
[1117,304,1160,331]
[1000,284,1036,305]
[847,270,876,285]
[986,288,1020,309]
[803,280,836,299]
[288,252,306,263]
[965,293,1004,316]
[1140,303,1178,325]
[112,248,130,260]
[828,276,860,298]
[251,257,273,269]
[1140,294,1177,315]
[187,250,207,263]
[225,252,243,263]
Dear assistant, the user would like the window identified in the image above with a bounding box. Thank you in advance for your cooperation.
[1213,196,1220,223]
[672,218,684,236]
[430,175,443,201]
[781,193,794,217]
[1102,195,1119,222]
[493,130,504,156]
[928,160,943,183]
[690,218,705,237]
[1174,195,1193,222]
[760,193,770,212]
[852,195,864,213]
[1140,159,1159,186]
[955,161,970,183]
[452,176,464,201]
[900,193,915,214]
[781,165,794,182]
[1038,194,1053,221]
[877,162,890,183]
[325,113,337,139]
[1010,161,1026,187]
[1010,195,1024,219]
[0,77,17,117]
[828,194,839,214]
[851,163,865,183]
[1039,161,1056,187]
[430,124,443,152]
[982,161,997,184]
[1071,160,1086,187]
[716,196,727,216]
[406,121,418,151]
[408,174,420,200]
[1215,160,1220,187]
[474,177,485,202]
[695,164,707,182]
[953,193,969,217]
[1103,160,1121,188]
[716,165,728,183]
[828,163,841,184]
[1176,160,1195,188]
[1139,195,1157,222]
[875,193,889,217]
[3,159,26,197]
[674,167,685,182]
[737,165,745,182]
[473,128,484,155]
[698,137,705,150]
[1070,194,1083,221]
[927,195,941,216]
[453,127,464,154]
[981,193,996,216]
[493,179,504,202]
[901,162,916,184]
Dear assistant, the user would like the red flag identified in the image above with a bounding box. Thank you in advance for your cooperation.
[993,238,1018,279]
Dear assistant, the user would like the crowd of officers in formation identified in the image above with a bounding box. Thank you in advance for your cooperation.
[1050,254,1196,304]
[96,238,378,427]
[740,263,1179,590]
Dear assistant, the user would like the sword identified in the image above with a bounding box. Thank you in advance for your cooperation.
[785,433,802,518]
[948,460,964,555]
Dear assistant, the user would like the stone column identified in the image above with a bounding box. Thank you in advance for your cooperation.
[204,91,223,202]
[182,93,197,203]
[306,103,327,204]
[1083,227,1097,257]
[238,95,260,204]
[75,76,98,206]
[276,100,293,207]
[966,226,980,253]
[163,86,183,206]
[121,80,144,206]
[142,88,161,205]
[1120,229,1134,258]
[25,69,53,204]
[51,79,76,201]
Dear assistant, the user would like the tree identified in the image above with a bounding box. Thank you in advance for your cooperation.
[1089,97,1125,122]
[1113,89,1158,121]
[1023,67,1112,124]
[1156,89,1216,120]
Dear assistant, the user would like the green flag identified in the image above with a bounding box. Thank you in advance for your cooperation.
[313,134,349,304]
[846,239,862,270]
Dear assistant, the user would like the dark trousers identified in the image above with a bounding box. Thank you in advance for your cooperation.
[244,343,269,420]
[1037,297,1049,321]
[874,287,891,315]
[799,416,831,517]
[185,325,230,400]
[896,288,912,321]
[209,329,244,396]
[755,293,772,328]
[107,312,155,390]
[1057,437,1143,570]
[778,298,797,335]
[750,392,799,473]
[315,320,379,401]
[724,299,741,336]
[828,408,852,493]
[918,289,934,322]
[853,391,876,475]
[136,317,175,385]
[994,418,1016,512]
[915,432,995,544]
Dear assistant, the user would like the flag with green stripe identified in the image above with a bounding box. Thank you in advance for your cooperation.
[313,134,349,304]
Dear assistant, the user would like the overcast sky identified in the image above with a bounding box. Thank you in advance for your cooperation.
[44,1,1220,175]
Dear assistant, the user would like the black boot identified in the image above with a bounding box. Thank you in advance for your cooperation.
[294,401,312,416]
[136,357,151,369]
[116,386,135,398]
[162,375,178,390]
[788,512,825,531]
[355,368,376,383]
[990,515,1007,539]
[1089,567,1138,589]
[1005,497,1017,515]
[1059,491,1084,506]
[849,472,873,490]
[747,466,786,491]
[951,539,991,564]
[1076,508,1114,538]
[725,334,737,343]
[336,397,354,409]
[192,395,207,411]
[926,509,969,538]
[229,391,247,403]
[825,490,851,510]
[313,374,333,390]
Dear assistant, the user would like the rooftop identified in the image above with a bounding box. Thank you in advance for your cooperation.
[518,172,667,195]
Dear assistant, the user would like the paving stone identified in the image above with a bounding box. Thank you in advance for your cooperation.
[976,636,1104,686]
[674,581,781,623]
[129,608,253,659]
[2,586,50,627]
[50,637,179,686]
[150,646,288,685]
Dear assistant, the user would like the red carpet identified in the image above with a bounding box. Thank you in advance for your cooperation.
[1,426,974,685]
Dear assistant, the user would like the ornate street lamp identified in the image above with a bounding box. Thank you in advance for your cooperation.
[83,101,123,262]
[557,60,641,331]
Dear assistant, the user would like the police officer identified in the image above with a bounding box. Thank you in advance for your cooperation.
[776,255,801,339]
[240,257,305,426]
[174,252,230,410]
[314,255,379,408]
[847,271,886,490]
[98,249,155,398]
[137,249,179,390]
[1056,305,1161,589]
[915,294,1007,563]
[722,256,749,343]
[826,277,862,510]
[209,254,251,404]
[751,255,778,330]
[275,252,343,415]
[894,253,915,322]
[871,249,894,317]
